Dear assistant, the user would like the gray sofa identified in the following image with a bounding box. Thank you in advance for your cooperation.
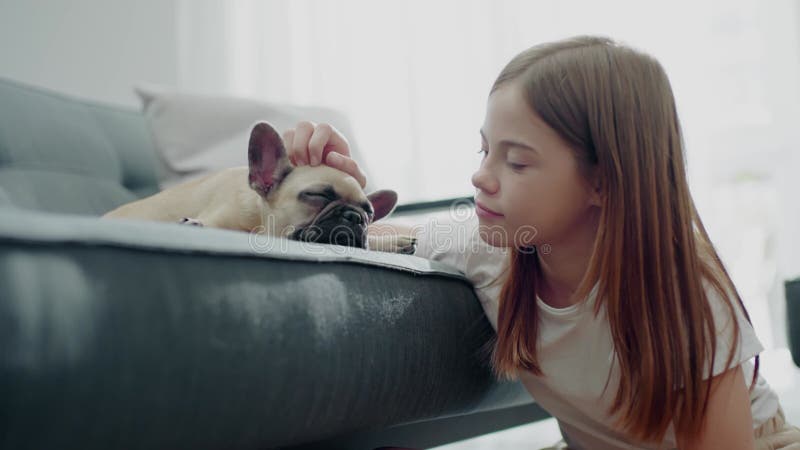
[0,77,549,450]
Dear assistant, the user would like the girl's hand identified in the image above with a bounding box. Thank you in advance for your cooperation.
[282,121,368,189]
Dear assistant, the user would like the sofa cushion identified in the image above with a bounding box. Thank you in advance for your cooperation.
[135,85,374,191]
[0,186,12,207]
[0,78,161,216]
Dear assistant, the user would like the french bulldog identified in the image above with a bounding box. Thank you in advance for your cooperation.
[104,121,416,254]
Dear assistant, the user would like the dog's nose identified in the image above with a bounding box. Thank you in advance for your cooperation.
[342,209,363,225]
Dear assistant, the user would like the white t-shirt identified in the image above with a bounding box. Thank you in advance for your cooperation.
[414,214,780,450]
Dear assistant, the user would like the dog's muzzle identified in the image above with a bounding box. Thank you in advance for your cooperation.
[290,202,370,248]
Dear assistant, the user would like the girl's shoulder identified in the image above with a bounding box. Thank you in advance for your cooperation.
[700,275,764,379]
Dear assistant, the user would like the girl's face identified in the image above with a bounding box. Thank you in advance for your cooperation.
[471,81,600,248]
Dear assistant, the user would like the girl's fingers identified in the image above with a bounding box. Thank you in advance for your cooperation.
[282,129,297,165]
[324,124,352,158]
[290,121,315,166]
[310,123,352,166]
[307,123,332,166]
[326,152,367,188]
[284,123,357,184]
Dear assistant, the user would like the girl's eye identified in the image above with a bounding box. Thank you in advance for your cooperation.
[477,148,488,159]
[507,162,527,171]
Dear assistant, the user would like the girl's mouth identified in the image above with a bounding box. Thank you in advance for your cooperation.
[475,201,504,218]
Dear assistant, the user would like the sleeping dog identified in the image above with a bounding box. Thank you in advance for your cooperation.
[104,122,416,254]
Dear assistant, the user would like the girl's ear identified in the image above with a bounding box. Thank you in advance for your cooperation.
[589,185,603,207]
[586,168,604,207]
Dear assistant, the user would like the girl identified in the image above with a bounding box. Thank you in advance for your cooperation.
[283,36,800,449]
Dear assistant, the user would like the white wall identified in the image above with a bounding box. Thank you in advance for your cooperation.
[0,0,178,108]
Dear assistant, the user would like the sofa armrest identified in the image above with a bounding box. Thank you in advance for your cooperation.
[0,208,543,450]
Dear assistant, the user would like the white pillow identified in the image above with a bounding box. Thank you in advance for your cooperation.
[134,84,372,190]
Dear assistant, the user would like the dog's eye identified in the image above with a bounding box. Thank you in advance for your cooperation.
[299,191,334,203]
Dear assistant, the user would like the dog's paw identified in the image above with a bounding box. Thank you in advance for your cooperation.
[179,217,204,227]
[368,234,417,254]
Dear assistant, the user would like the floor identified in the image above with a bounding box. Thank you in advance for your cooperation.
[433,348,800,449]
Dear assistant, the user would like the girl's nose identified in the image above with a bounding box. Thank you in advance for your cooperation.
[471,166,499,195]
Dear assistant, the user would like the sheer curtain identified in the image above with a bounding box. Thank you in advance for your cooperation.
[175,0,800,349]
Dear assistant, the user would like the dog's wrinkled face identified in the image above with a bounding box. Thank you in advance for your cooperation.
[248,122,397,248]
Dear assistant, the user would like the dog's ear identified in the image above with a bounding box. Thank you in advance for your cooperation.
[248,122,292,197]
[367,190,398,222]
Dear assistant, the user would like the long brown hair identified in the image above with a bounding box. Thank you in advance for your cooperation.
[489,36,759,443]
